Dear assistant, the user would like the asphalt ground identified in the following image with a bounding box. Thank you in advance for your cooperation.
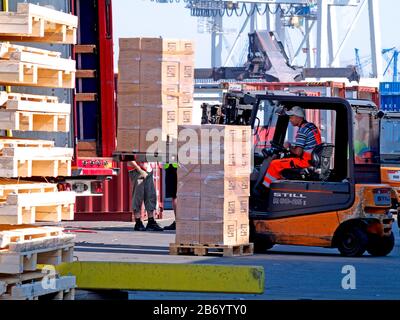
[61,213,400,300]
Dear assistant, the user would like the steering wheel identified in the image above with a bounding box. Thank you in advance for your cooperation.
[261,141,289,159]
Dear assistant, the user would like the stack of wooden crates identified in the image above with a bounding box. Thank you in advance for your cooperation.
[0,3,77,300]
[170,125,254,257]
[116,37,195,153]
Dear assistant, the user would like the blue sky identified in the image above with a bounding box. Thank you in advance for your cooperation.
[113,0,399,72]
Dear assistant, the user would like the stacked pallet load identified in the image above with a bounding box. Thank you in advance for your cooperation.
[116,37,195,154]
[0,225,75,300]
[170,125,254,257]
[0,3,77,299]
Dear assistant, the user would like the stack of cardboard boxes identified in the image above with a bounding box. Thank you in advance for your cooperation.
[176,125,252,246]
[116,37,195,153]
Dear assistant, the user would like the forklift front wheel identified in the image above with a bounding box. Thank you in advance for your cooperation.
[367,233,395,257]
[254,239,274,253]
[337,226,368,257]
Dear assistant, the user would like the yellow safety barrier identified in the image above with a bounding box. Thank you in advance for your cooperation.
[41,261,265,294]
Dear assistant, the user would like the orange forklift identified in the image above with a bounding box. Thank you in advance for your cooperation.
[380,112,400,223]
[239,94,396,257]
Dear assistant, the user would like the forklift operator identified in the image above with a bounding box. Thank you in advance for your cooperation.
[263,106,322,189]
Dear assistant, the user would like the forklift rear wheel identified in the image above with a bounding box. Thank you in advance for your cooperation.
[337,226,368,257]
[367,233,395,257]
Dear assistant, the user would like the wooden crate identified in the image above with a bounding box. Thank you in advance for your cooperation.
[0,275,76,300]
[0,191,76,224]
[0,3,78,44]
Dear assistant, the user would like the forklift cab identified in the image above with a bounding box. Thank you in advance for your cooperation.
[380,112,400,226]
[248,95,395,257]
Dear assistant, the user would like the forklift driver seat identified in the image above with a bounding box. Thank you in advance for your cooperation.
[282,143,335,182]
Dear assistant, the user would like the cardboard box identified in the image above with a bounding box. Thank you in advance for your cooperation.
[179,57,195,86]
[117,83,140,95]
[117,93,140,108]
[118,59,140,84]
[236,218,250,245]
[119,50,141,61]
[176,196,200,221]
[140,106,177,130]
[199,221,237,246]
[179,84,194,109]
[177,164,201,197]
[176,220,200,245]
[140,60,180,85]
[140,84,179,107]
[179,40,195,55]
[178,108,193,126]
[141,38,180,55]
[200,175,250,198]
[118,107,140,129]
[200,196,249,221]
[116,129,140,152]
[119,38,141,51]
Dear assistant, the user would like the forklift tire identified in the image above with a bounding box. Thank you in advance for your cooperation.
[337,226,368,257]
[367,233,395,257]
[254,240,274,253]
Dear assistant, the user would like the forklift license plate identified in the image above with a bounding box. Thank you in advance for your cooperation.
[388,171,400,182]
[374,194,391,206]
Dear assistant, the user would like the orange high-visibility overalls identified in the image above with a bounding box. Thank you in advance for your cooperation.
[263,123,322,188]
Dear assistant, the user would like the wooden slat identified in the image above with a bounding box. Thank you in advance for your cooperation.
[75,93,97,102]
[75,45,96,54]
[76,69,96,78]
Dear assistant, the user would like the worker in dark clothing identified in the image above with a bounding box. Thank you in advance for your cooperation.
[129,160,163,232]
[163,163,178,231]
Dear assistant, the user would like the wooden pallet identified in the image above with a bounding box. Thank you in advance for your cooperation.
[0,178,58,200]
[0,191,76,224]
[0,91,70,114]
[0,137,55,149]
[169,243,254,257]
[0,275,76,300]
[0,61,75,88]
[0,225,65,249]
[0,110,70,132]
[0,91,59,105]
[0,142,73,178]
[0,271,47,296]
[0,3,78,44]
[0,242,74,274]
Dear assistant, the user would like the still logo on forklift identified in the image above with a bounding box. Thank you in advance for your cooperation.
[273,192,307,199]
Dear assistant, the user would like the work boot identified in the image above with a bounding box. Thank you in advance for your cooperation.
[163,221,176,231]
[146,218,164,232]
[134,219,146,232]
